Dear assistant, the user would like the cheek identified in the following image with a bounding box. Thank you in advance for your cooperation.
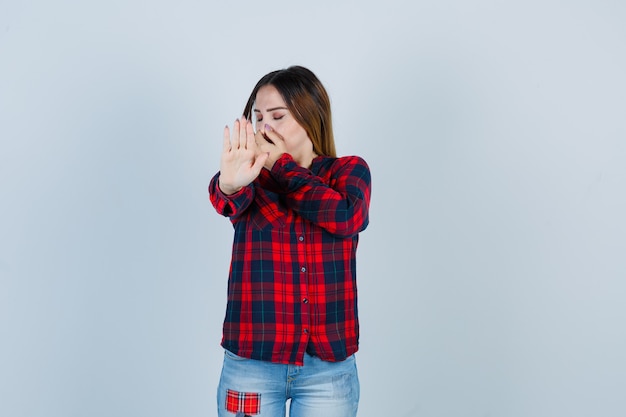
[281,127,300,146]
[293,127,311,144]
[275,122,309,147]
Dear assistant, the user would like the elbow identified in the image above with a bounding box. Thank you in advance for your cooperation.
[326,211,369,239]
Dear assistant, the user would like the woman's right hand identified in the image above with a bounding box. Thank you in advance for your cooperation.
[218,117,269,195]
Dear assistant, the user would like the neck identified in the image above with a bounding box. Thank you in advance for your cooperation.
[293,150,318,169]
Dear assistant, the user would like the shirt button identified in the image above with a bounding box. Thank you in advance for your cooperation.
[298,236,304,242]
[303,329,309,334]
[303,298,309,304]
[301,267,306,273]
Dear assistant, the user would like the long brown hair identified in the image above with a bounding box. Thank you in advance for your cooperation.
[243,66,336,158]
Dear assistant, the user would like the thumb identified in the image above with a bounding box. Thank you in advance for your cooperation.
[252,152,270,171]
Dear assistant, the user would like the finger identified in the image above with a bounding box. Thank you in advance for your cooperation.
[255,127,274,146]
[238,116,247,149]
[246,120,256,149]
[232,119,240,149]
[254,131,265,154]
[263,124,284,143]
[222,125,231,152]
[252,152,270,173]
[255,129,269,145]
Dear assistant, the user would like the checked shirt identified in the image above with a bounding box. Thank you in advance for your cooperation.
[209,153,371,366]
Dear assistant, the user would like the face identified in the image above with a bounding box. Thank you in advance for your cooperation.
[253,85,316,163]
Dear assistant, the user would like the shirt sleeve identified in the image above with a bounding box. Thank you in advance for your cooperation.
[208,172,255,220]
[270,154,371,238]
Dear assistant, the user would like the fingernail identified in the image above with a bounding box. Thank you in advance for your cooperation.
[264,124,271,131]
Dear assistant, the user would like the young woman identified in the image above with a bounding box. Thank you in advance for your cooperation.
[209,65,371,417]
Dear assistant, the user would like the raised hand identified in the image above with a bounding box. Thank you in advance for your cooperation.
[218,117,269,195]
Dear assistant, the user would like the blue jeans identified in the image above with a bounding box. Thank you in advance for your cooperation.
[217,350,360,417]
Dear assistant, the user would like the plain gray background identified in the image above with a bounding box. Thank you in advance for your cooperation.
[1,1,625,416]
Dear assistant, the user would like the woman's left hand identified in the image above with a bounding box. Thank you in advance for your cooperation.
[255,124,286,170]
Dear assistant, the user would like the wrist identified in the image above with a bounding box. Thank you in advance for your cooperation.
[264,152,280,170]
[218,179,241,196]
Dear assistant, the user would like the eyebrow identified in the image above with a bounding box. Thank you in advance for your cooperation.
[253,107,289,112]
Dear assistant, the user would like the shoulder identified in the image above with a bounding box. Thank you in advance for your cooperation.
[314,155,371,187]
[317,155,370,172]
[333,156,370,181]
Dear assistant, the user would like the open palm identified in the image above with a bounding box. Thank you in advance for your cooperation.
[218,118,268,195]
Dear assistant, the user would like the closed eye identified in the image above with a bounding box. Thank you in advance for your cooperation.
[255,112,285,123]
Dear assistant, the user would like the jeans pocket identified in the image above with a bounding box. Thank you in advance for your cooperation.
[224,349,248,361]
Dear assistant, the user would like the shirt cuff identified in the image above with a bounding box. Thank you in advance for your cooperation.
[217,184,246,199]
[271,153,295,176]
[213,180,253,217]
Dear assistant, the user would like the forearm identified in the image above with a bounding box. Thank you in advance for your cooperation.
[270,155,371,238]
[209,172,255,219]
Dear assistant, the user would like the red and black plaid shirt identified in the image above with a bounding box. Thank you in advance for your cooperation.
[209,153,371,365]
